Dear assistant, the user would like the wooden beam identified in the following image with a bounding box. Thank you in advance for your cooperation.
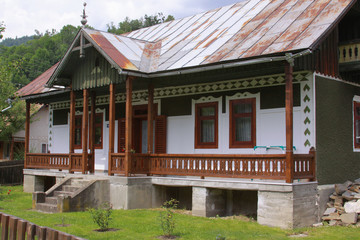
[147,84,154,154]
[24,102,30,169]
[285,61,294,183]
[108,84,115,176]
[90,91,96,173]
[69,90,76,173]
[125,77,133,176]
[71,43,93,52]
[82,89,89,174]
[69,90,76,154]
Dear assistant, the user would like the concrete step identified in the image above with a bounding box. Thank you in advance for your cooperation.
[45,196,57,205]
[53,190,73,197]
[62,185,80,192]
[36,203,58,213]
[70,179,89,187]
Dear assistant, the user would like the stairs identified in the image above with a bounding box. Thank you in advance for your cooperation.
[35,178,92,213]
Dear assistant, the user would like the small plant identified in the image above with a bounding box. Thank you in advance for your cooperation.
[159,198,179,237]
[88,202,113,231]
[216,234,226,240]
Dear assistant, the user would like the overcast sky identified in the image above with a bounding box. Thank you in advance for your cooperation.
[1,0,242,39]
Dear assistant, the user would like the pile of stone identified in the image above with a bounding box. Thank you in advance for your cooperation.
[322,179,360,226]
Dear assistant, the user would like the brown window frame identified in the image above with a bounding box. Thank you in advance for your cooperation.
[74,115,82,149]
[229,98,256,148]
[354,101,360,149]
[94,113,103,149]
[195,102,218,149]
[73,113,103,149]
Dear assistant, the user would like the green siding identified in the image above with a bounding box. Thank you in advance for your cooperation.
[72,48,126,90]
[161,85,301,117]
[316,76,360,184]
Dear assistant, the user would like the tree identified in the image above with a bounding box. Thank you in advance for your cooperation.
[0,22,5,39]
[0,59,26,141]
[107,13,175,35]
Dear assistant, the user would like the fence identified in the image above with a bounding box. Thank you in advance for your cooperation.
[0,212,84,240]
[0,161,24,185]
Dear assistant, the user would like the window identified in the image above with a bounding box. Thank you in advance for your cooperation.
[195,102,218,148]
[354,101,360,149]
[74,113,103,149]
[229,98,256,148]
[74,115,82,149]
[94,113,103,149]
[41,144,48,153]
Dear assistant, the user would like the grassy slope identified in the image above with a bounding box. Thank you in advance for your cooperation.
[0,186,359,240]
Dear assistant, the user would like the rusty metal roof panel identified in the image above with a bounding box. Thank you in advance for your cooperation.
[75,0,356,74]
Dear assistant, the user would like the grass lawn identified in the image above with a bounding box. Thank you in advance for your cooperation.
[0,185,359,240]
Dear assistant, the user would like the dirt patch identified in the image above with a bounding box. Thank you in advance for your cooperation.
[54,224,71,227]
[93,228,120,232]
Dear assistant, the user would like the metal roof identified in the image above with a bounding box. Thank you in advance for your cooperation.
[83,0,355,73]
[16,63,58,97]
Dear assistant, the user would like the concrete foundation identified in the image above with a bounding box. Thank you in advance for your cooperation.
[24,169,319,229]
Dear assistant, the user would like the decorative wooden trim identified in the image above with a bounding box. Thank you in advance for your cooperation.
[194,102,218,149]
[285,62,294,183]
[50,72,311,110]
[82,89,89,174]
[74,115,82,149]
[229,98,256,148]
[108,84,115,176]
[354,101,360,149]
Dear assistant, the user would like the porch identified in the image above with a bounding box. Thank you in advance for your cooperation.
[25,150,316,181]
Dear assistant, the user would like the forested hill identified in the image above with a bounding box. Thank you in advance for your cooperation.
[0,13,174,89]
[0,36,34,47]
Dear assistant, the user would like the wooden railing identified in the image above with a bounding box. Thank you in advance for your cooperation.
[109,150,316,181]
[293,149,316,180]
[0,212,84,240]
[148,154,287,179]
[27,150,315,181]
[339,42,360,63]
[26,153,92,173]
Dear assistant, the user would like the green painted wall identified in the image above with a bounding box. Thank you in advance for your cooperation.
[71,48,126,90]
[316,76,360,184]
[161,84,300,117]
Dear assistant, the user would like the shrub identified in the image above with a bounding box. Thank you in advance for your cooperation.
[159,198,179,237]
[88,202,113,231]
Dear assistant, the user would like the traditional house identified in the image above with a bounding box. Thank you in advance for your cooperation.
[20,0,360,228]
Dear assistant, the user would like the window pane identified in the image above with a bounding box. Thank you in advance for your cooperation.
[201,119,214,143]
[233,102,252,114]
[75,117,82,126]
[201,107,215,116]
[95,115,102,124]
[75,129,81,145]
[235,117,251,142]
[95,127,102,145]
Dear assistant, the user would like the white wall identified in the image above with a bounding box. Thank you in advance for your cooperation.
[14,106,49,153]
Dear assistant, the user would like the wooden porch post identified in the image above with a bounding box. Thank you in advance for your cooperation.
[9,137,14,161]
[69,90,76,173]
[90,91,96,173]
[108,84,115,176]
[125,77,133,177]
[24,101,30,169]
[82,89,89,174]
[285,61,294,183]
[147,84,154,154]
